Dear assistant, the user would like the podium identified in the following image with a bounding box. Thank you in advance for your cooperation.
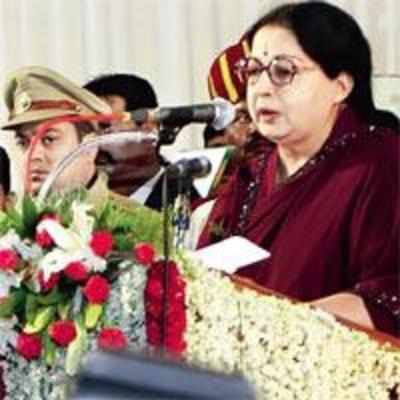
[0,188,398,400]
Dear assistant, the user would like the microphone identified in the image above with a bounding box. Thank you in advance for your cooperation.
[167,156,212,179]
[128,98,236,130]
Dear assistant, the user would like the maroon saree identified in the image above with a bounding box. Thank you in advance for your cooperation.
[197,107,399,336]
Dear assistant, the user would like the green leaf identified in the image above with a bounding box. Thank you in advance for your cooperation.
[37,287,65,306]
[65,316,87,376]
[22,196,39,237]
[84,303,103,329]
[0,290,26,318]
[24,305,56,334]
[25,293,38,323]
[0,211,12,235]
[44,330,57,366]
[57,299,72,320]
[6,207,24,236]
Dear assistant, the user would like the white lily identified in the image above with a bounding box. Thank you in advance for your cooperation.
[37,201,106,281]
[0,230,20,249]
[0,229,42,262]
[0,271,23,298]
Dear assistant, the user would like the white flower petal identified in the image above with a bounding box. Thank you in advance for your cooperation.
[38,249,79,280]
[79,247,107,273]
[0,272,22,297]
[37,220,83,251]
[71,201,95,243]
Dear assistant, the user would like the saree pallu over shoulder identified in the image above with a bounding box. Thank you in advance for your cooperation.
[197,107,400,336]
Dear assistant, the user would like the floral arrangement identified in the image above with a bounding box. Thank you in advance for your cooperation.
[0,193,164,399]
[0,194,399,400]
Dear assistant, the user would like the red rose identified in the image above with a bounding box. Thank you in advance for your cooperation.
[16,333,42,360]
[90,231,113,257]
[0,249,19,271]
[35,214,60,248]
[134,242,156,266]
[48,320,77,347]
[64,261,89,282]
[145,299,163,318]
[97,327,128,351]
[165,334,187,353]
[35,230,53,248]
[82,275,110,304]
[38,270,60,292]
[146,318,162,346]
[144,259,186,354]
[167,311,186,333]
[145,276,164,302]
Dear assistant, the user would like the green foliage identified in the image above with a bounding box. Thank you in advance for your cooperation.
[84,303,103,329]
[43,330,57,366]
[24,305,56,334]
[2,207,25,236]
[25,293,39,324]
[95,199,169,253]
[0,289,26,318]
[57,299,72,320]
[43,189,88,225]
[66,315,87,376]
[21,196,39,238]
[37,287,66,306]
[0,211,13,235]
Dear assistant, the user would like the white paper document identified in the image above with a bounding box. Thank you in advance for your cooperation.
[192,236,270,274]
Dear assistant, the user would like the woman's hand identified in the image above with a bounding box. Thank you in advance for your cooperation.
[311,292,375,330]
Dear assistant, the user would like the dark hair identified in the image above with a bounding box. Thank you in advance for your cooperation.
[84,73,158,110]
[0,147,10,194]
[203,125,224,146]
[75,122,96,140]
[244,1,377,122]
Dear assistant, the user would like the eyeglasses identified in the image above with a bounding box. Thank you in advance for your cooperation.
[236,55,313,87]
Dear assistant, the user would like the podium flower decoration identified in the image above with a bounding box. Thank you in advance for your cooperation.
[0,194,167,378]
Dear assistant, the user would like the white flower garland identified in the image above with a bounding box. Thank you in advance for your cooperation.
[181,261,400,399]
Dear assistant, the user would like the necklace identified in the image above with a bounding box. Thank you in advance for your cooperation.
[234,151,269,235]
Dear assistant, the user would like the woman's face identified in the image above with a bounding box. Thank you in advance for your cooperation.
[16,122,97,194]
[246,25,349,146]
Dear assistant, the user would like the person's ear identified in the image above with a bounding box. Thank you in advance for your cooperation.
[334,72,354,104]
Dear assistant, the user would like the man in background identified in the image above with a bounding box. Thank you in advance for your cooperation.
[84,73,199,210]
[204,39,255,149]
[2,66,111,202]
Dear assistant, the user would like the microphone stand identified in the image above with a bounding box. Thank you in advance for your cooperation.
[158,124,185,356]
[172,176,192,250]
[158,124,191,355]
[158,125,182,146]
